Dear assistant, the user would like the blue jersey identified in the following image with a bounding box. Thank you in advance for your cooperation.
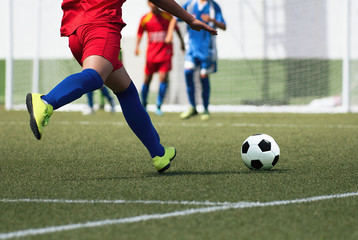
[182,0,225,61]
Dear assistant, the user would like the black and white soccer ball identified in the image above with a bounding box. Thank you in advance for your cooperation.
[241,134,280,170]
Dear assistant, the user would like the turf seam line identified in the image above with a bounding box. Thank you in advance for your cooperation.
[0,191,357,239]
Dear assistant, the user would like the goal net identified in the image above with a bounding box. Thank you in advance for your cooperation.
[2,0,358,113]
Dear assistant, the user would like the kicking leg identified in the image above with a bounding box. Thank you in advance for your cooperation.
[106,67,176,172]
[27,56,112,140]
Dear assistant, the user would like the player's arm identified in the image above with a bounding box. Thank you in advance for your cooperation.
[201,14,226,30]
[175,23,185,52]
[135,35,142,56]
[149,0,217,35]
[135,19,145,56]
[165,17,177,44]
[164,17,184,52]
[201,3,226,31]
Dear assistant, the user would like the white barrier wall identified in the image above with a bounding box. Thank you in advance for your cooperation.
[0,0,357,59]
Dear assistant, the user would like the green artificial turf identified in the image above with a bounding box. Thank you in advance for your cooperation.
[0,109,357,239]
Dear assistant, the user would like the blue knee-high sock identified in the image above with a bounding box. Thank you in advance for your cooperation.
[115,81,164,158]
[141,84,149,108]
[42,69,103,110]
[87,91,94,108]
[185,69,196,107]
[157,82,168,109]
[101,86,113,103]
[200,76,210,111]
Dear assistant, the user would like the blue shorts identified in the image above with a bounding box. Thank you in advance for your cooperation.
[184,54,217,75]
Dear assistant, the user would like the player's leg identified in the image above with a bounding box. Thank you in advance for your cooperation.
[26,24,114,140]
[156,72,168,116]
[100,86,115,112]
[141,61,157,110]
[199,73,210,120]
[26,57,106,140]
[35,57,109,122]
[141,74,153,110]
[156,60,171,116]
[87,91,94,109]
[99,89,105,109]
[106,67,161,156]
[79,23,176,171]
[199,60,216,120]
[106,67,176,173]
[180,55,198,119]
[84,91,95,115]
[42,25,113,110]
[200,74,210,110]
[26,69,104,139]
[26,57,109,139]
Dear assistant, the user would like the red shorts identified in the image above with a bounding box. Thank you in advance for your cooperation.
[145,60,172,75]
[69,23,123,71]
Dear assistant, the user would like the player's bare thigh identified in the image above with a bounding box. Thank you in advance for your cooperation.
[105,66,132,93]
[82,55,131,93]
[82,55,113,81]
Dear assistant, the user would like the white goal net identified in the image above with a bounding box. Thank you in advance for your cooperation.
[2,0,358,113]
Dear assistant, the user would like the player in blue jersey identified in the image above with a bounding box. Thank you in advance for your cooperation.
[167,0,226,120]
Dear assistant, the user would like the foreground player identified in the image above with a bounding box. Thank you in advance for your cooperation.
[168,0,226,120]
[26,0,217,173]
[135,1,185,116]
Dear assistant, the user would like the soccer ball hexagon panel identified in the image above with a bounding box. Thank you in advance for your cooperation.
[241,134,280,170]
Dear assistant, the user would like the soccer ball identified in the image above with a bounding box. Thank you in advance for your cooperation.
[241,134,280,170]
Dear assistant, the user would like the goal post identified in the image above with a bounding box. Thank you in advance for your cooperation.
[342,0,351,112]
[31,0,41,94]
[3,0,358,113]
[5,0,13,110]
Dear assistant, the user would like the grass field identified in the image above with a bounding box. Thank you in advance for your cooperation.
[0,109,358,239]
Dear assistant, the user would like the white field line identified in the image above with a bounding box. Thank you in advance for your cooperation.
[0,121,357,129]
[0,191,357,239]
[0,198,231,206]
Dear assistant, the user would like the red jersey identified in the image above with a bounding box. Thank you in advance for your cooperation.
[60,0,126,36]
[137,11,175,63]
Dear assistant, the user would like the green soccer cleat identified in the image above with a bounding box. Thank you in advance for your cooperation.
[200,110,210,120]
[179,106,198,119]
[26,93,53,140]
[152,147,177,173]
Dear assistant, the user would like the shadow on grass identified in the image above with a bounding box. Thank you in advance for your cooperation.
[159,168,290,177]
[67,169,290,181]
[126,168,290,179]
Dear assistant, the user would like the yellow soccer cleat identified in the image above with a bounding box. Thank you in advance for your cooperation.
[200,110,210,120]
[179,106,198,119]
[152,147,177,173]
[26,93,53,140]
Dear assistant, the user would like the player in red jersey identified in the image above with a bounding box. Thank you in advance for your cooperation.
[26,0,217,173]
[135,1,185,115]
